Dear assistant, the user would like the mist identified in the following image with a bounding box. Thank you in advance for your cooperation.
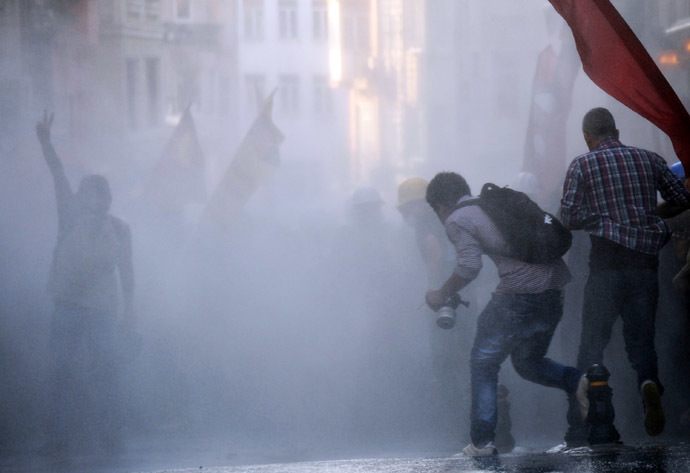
[1,1,689,471]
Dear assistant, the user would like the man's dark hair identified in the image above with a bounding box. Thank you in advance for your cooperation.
[582,107,617,139]
[426,172,471,210]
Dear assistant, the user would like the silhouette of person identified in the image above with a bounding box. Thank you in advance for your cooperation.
[36,112,134,455]
[561,107,690,440]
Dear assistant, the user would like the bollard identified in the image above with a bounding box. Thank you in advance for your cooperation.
[586,364,621,445]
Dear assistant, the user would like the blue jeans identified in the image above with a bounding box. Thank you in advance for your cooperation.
[470,290,582,446]
[577,267,662,392]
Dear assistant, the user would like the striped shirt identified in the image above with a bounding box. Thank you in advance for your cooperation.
[445,197,572,294]
[560,137,690,255]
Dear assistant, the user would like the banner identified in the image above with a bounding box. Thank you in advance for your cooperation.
[144,105,206,214]
[522,33,579,208]
[549,0,690,173]
[199,90,284,235]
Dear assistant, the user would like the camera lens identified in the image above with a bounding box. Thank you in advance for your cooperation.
[436,306,456,329]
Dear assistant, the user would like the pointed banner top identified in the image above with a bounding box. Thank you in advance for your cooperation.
[261,88,278,118]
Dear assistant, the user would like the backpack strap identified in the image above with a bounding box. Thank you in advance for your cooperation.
[451,196,508,260]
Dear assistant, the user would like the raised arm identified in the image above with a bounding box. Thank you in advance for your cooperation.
[36,112,73,229]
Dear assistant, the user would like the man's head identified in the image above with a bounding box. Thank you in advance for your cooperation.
[76,174,112,216]
[426,172,471,223]
[582,107,619,151]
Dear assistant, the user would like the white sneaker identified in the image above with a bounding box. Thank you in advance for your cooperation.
[462,442,498,456]
[576,375,590,420]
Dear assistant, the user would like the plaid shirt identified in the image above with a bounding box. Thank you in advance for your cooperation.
[560,137,690,255]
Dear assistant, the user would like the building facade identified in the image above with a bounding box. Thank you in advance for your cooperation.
[0,0,239,201]
[235,0,346,215]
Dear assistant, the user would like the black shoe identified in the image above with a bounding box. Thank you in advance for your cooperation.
[641,380,665,437]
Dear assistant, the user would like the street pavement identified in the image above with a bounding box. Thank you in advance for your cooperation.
[140,443,690,473]
[4,441,690,473]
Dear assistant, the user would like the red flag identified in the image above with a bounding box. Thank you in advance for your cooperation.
[549,0,690,173]
[145,106,206,213]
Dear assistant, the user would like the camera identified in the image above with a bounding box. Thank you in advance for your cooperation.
[436,293,465,329]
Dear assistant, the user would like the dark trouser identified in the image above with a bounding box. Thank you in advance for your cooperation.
[470,290,583,446]
[577,267,663,393]
[48,303,122,449]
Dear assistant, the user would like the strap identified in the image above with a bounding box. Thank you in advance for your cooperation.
[451,197,508,260]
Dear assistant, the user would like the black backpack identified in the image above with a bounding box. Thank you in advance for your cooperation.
[455,183,572,264]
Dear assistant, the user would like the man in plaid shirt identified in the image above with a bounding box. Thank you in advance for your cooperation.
[560,107,690,441]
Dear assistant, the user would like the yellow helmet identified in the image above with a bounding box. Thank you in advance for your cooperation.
[397,177,428,208]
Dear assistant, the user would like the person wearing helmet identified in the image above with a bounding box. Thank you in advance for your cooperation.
[347,186,385,227]
[333,185,407,438]
[397,177,472,443]
[397,178,453,288]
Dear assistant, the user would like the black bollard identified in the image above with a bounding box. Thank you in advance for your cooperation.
[586,364,621,445]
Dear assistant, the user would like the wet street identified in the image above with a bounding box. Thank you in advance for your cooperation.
[220,444,689,473]
[4,441,690,473]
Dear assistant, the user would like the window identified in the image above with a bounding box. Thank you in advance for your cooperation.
[100,2,116,25]
[279,0,298,40]
[146,58,160,126]
[279,75,300,115]
[312,0,327,41]
[313,76,332,115]
[342,15,368,51]
[244,0,264,40]
[126,0,144,22]
[245,74,266,112]
[145,0,161,21]
[175,0,190,20]
[126,58,139,129]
